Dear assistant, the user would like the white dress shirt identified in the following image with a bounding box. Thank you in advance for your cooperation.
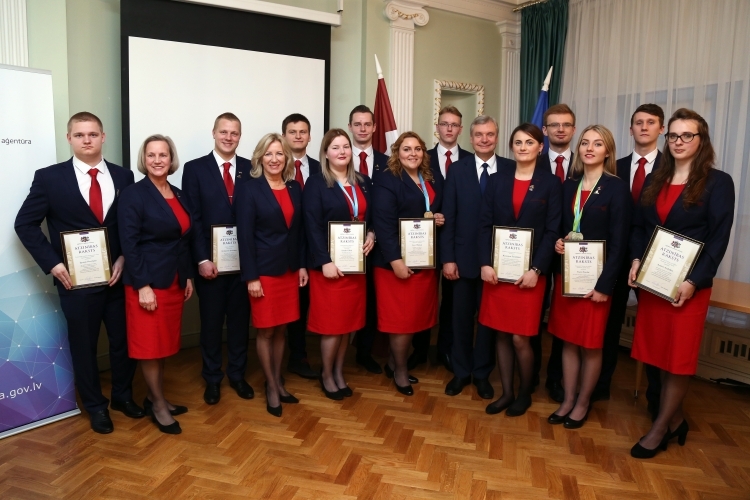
[548,148,572,179]
[213,150,236,182]
[437,143,459,179]
[294,155,310,183]
[72,156,115,218]
[352,145,374,174]
[629,148,659,191]
[474,154,497,181]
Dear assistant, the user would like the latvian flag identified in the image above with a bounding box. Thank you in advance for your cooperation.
[373,55,398,155]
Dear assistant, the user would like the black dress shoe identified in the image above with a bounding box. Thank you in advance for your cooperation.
[436,351,454,373]
[229,379,255,400]
[445,376,471,396]
[356,354,383,374]
[266,403,282,417]
[473,378,494,400]
[547,410,570,425]
[384,364,418,384]
[89,409,114,434]
[151,414,181,434]
[563,406,591,429]
[485,397,514,415]
[143,397,188,416]
[407,352,427,371]
[668,419,689,446]
[319,376,344,401]
[590,387,611,402]
[204,383,220,405]
[110,399,146,419]
[287,359,319,380]
[506,394,532,417]
[545,379,565,403]
[630,432,669,459]
[338,386,353,398]
[395,383,414,396]
[279,393,299,404]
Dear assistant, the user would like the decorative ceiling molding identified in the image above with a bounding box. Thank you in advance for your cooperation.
[420,0,518,23]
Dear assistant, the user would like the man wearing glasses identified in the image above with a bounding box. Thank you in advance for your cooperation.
[409,106,472,372]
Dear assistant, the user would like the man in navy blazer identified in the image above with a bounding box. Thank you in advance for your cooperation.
[348,105,389,374]
[14,112,141,434]
[282,113,322,379]
[182,113,254,405]
[410,106,471,372]
[596,104,665,410]
[440,115,515,398]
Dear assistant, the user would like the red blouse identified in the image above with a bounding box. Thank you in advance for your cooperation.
[272,187,294,228]
[425,181,436,206]
[166,197,190,235]
[344,184,368,221]
[513,179,532,219]
[572,190,591,212]
[656,183,685,224]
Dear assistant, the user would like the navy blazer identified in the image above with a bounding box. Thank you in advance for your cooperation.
[305,154,322,179]
[616,151,663,187]
[118,177,195,290]
[367,150,390,180]
[235,176,305,282]
[478,165,562,274]
[631,169,735,290]
[428,145,472,183]
[371,168,444,270]
[537,152,575,181]
[14,158,134,295]
[559,174,631,295]
[182,152,252,263]
[302,174,373,269]
[440,154,516,279]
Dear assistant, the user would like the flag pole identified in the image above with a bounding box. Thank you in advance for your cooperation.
[542,66,553,91]
[374,54,384,79]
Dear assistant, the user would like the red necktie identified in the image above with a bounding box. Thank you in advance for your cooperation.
[359,151,369,176]
[88,169,104,224]
[554,155,565,183]
[294,159,304,189]
[445,150,453,172]
[222,162,234,204]
[632,157,648,203]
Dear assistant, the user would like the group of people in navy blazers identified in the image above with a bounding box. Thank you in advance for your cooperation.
[14,101,734,460]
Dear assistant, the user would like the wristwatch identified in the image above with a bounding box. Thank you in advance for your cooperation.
[531,267,541,275]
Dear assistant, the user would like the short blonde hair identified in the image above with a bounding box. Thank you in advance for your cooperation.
[136,135,180,175]
[250,133,295,182]
[569,125,617,179]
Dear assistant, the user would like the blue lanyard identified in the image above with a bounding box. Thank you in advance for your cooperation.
[418,172,431,212]
[337,182,359,220]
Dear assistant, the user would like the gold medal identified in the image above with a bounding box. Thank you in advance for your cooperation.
[424,211,433,218]
[567,231,584,241]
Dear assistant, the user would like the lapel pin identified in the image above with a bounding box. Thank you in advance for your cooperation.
[529,185,535,191]
[595,186,602,194]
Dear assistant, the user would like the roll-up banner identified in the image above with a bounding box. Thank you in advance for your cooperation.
[0,64,80,439]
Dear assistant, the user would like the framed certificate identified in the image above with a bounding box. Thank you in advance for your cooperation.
[59,227,112,289]
[633,226,703,302]
[399,218,436,269]
[561,240,606,297]
[211,225,240,274]
[491,226,534,283]
[328,221,366,274]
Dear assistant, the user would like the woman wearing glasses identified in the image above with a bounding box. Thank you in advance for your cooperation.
[628,109,735,458]
[546,125,631,429]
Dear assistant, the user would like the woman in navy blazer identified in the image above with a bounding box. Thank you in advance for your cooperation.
[628,109,735,458]
[546,125,631,430]
[236,133,307,417]
[478,124,562,417]
[119,135,194,434]
[371,132,444,396]
[303,129,376,400]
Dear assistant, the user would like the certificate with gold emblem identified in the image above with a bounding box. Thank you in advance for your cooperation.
[60,227,112,289]
[399,218,436,269]
[491,226,534,283]
[328,221,366,274]
[633,226,703,302]
[211,225,240,274]
[562,240,606,297]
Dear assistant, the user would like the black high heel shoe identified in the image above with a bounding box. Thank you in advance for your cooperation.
[395,382,414,396]
[319,375,343,401]
[547,410,571,425]
[563,405,591,429]
[338,386,353,398]
[151,413,181,434]
[630,432,670,459]
[143,397,188,416]
[384,364,418,384]
[265,381,299,404]
[485,397,514,415]
[669,420,689,446]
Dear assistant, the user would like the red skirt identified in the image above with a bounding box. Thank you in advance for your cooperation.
[374,267,438,334]
[125,277,184,359]
[250,270,300,328]
[307,270,366,335]
[479,276,546,336]
[631,287,711,375]
[548,274,612,349]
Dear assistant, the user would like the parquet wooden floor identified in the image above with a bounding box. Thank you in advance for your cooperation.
[2,334,750,499]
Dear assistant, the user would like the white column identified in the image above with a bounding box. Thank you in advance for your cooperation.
[0,0,28,67]
[497,20,521,157]
[384,1,429,132]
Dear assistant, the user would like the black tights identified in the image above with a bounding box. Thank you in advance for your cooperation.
[639,371,690,449]
[487,332,534,410]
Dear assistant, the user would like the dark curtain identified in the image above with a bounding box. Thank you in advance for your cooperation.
[520,0,569,122]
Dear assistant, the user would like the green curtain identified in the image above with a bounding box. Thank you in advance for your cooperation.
[519,0,569,122]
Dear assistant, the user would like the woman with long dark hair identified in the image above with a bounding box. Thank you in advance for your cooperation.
[628,108,735,458]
